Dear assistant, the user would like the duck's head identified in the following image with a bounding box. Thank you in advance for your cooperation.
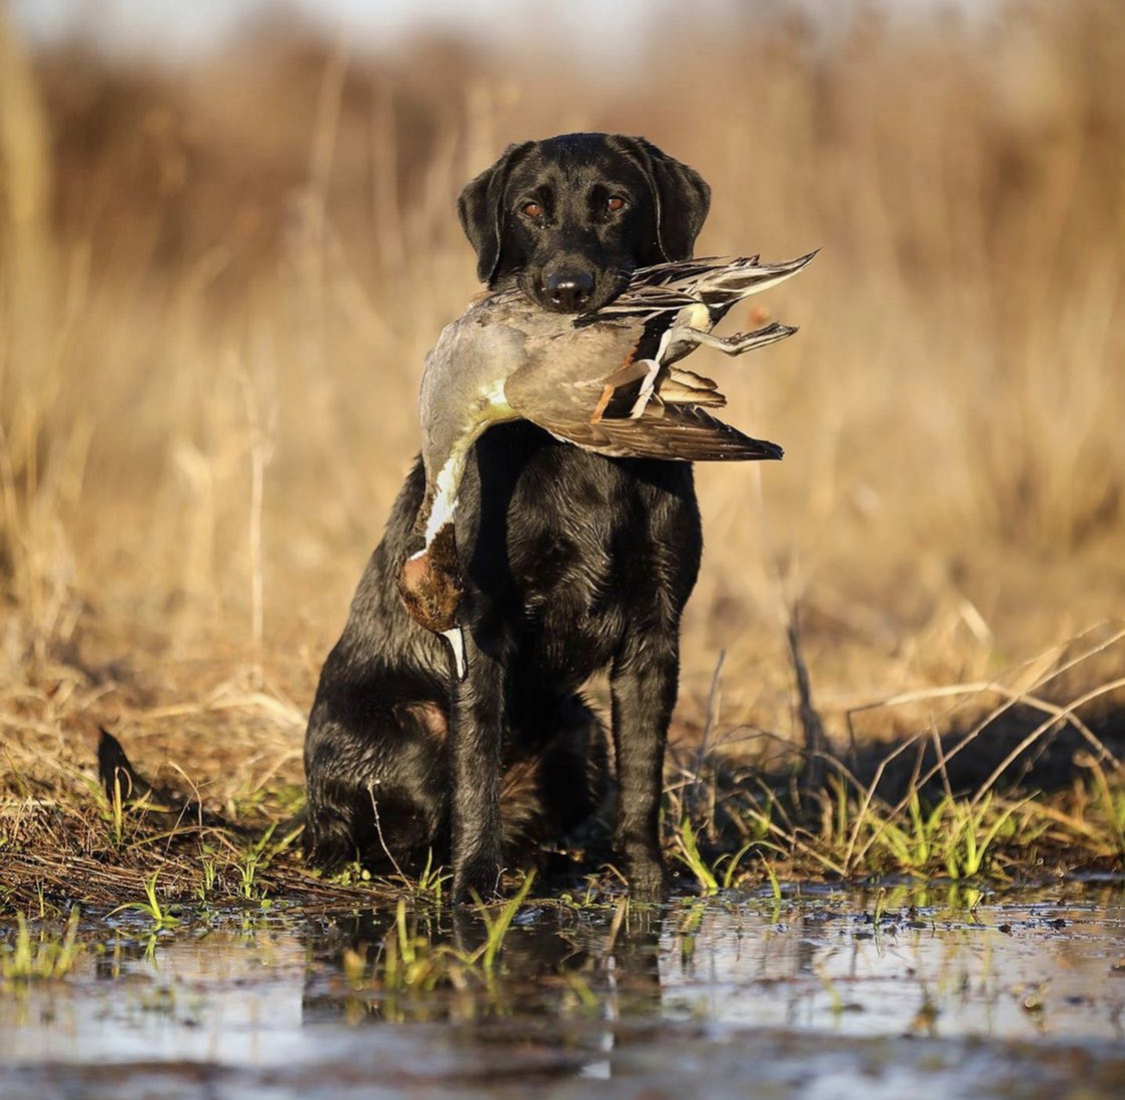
[397,523,463,634]
[398,523,469,681]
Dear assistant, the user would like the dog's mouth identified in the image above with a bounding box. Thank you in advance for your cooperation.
[517,268,632,316]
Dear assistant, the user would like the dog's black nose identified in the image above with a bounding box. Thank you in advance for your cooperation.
[544,271,595,312]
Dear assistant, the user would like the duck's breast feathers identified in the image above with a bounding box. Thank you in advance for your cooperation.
[421,305,531,420]
[504,318,648,420]
[417,302,535,495]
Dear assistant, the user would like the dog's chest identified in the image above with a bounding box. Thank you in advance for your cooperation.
[473,433,701,673]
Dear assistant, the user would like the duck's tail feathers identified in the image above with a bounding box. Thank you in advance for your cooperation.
[693,250,819,312]
[591,251,818,326]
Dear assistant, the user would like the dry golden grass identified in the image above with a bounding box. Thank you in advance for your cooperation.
[1,1,1123,903]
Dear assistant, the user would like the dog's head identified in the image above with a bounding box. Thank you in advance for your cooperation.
[457,133,711,314]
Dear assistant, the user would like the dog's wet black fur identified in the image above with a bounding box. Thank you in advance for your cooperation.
[303,133,712,901]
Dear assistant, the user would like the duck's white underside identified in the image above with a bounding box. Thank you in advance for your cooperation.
[424,379,518,545]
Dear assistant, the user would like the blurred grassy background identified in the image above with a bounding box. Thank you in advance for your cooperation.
[1,0,1123,795]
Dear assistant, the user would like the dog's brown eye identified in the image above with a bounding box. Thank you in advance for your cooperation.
[606,196,626,212]
[522,201,544,218]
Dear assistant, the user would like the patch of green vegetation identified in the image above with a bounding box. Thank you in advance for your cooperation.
[2,907,82,983]
[195,855,218,902]
[109,871,180,929]
[475,871,535,974]
[674,816,719,894]
[335,871,539,1021]
[230,782,306,822]
[667,756,1124,892]
[1087,758,1125,857]
[379,849,451,904]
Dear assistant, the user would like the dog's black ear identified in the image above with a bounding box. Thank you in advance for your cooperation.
[614,136,711,262]
[457,141,535,285]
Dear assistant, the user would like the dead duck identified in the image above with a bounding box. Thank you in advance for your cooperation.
[398,251,816,675]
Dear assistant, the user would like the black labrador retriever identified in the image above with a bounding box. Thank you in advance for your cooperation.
[303,133,711,901]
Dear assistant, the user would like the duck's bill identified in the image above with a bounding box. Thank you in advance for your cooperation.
[538,405,783,462]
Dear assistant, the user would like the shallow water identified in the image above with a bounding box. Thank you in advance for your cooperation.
[3,881,1124,1099]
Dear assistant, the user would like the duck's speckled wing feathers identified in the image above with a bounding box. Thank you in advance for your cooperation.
[538,402,784,462]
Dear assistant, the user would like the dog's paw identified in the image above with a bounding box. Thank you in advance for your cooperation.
[452,856,505,906]
[624,854,668,903]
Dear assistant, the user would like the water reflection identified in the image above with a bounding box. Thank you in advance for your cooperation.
[301,897,664,1028]
[2,883,1124,1098]
[296,882,1125,1043]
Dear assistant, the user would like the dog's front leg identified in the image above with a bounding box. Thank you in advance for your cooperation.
[610,628,678,899]
[449,623,507,903]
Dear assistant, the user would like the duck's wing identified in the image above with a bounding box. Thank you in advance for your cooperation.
[505,358,779,461]
[532,400,783,462]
